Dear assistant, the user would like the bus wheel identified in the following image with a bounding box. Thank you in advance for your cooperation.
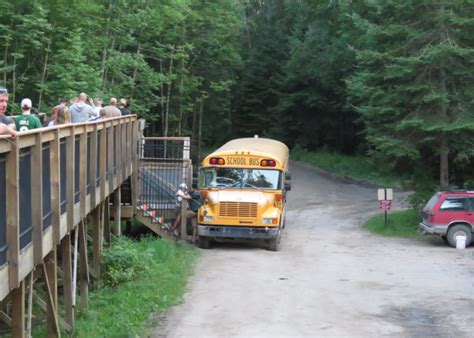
[198,236,211,249]
[267,238,280,252]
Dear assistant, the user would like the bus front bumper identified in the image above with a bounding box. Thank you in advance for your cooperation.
[198,225,280,239]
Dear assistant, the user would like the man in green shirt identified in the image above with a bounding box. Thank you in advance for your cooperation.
[15,98,42,131]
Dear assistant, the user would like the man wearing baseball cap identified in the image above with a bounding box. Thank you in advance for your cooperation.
[15,98,42,131]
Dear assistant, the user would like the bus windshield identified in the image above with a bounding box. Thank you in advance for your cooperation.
[200,167,281,190]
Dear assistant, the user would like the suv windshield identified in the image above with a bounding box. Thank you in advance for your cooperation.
[200,167,281,190]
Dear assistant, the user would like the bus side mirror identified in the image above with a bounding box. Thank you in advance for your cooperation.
[193,168,199,178]
[285,183,291,191]
[285,172,291,180]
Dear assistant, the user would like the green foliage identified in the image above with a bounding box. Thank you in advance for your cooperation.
[102,237,144,287]
[362,210,421,238]
[74,237,197,337]
[347,1,474,187]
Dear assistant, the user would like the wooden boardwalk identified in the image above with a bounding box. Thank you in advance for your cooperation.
[0,116,141,337]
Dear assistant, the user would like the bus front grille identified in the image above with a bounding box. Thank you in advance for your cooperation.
[219,202,257,218]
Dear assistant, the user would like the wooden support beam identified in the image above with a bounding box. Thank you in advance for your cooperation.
[0,311,11,327]
[43,250,59,337]
[11,279,25,338]
[113,189,121,236]
[50,129,61,244]
[92,208,101,279]
[61,234,73,329]
[43,262,61,337]
[120,205,135,219]
[32,133,44,265]
[6,140,20,290]
[103,197,111,244]
[26,273,33,337]
[66,127,75,231]
[33,294,72,333]
[78,221,89,310]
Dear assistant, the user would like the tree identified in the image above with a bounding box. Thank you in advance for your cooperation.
[348,1,474,188]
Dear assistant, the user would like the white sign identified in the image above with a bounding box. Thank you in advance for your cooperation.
[377,188,393,201]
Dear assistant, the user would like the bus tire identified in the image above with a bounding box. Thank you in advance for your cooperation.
[267,238,280,252]
[198,236,212,249]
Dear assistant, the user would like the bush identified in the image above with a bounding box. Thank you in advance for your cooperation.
[102,237,144,287]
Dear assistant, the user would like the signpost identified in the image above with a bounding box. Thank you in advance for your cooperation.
[377,188,393,226]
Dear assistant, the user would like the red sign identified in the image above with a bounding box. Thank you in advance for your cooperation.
[379,200,392,211]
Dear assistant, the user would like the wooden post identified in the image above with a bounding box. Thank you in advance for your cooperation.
[180,200,187,241]
[79,130,87,220]
[25,273,33,337]
[11,279,25,338]
[61,234,74,329]
[50,129,61,244]
[107,124,114,196]
[32,133,44,265]
[103,196,111,244]
[99,126,107,203]
[78,221,89,310]
[90,125,98,208]
[131,121,138,212]
[44,250,59,337]
[113,189,121,236]
[92,208,101,279]
[66,127,75,231]
[6,140,20,290]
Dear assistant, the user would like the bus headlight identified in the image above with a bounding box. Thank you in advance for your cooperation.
[262,218,277,224]
[203,216,214,222]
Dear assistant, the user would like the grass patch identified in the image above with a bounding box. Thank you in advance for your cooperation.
[34,236,198,337]
[291,147,405,187]
[362,210,421,238]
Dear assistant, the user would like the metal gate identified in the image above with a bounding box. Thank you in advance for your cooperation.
[137,137,192,224]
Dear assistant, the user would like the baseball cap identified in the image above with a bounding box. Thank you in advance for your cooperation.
[179,183,187,189]
[21,98,32,108]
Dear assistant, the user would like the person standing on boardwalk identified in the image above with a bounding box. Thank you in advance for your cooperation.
[15,98,42,131]
[69,92,97,123]
[0,87,16,137]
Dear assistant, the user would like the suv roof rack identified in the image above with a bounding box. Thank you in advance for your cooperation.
[444,189,474,193]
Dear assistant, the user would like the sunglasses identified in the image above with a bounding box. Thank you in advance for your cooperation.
[0,88,7,94]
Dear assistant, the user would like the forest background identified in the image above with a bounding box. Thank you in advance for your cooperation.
[1,0,473,197]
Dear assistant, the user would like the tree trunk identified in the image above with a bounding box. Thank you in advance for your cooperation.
[438,10,449,190]
[130,42,142,101]
[164,47,174,138]
[160,60,165,135]
[38,37,52,112]
[198,98,203,162]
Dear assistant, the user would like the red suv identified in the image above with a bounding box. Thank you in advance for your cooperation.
[419,191,474,247]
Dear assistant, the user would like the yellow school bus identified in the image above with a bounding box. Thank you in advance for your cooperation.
[197,136,291,251]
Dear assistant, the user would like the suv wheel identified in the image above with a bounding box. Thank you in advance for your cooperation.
[446,224,472,248]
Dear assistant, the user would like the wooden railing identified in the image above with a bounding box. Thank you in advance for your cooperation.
[0,115,140,336]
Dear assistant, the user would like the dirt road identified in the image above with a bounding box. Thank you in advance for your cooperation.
[156,161,473,337]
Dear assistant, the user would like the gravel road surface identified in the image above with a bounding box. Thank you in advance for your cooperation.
[155,161,473,337]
